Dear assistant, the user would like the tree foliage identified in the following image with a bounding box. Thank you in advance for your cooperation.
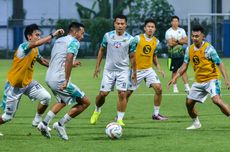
[127,0,174,41]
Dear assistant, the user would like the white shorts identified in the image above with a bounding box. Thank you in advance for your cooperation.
[100,69,129,92]
[187,79,221,103]
[2,80,51,116]
[46,80,85,105]
[128,68,160,91]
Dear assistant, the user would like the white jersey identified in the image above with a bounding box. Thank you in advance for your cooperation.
[101,30,134,71]
[46,35,79,82]
[165,27,187,41]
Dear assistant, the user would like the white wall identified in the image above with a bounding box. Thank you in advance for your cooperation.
[167,0,211,19]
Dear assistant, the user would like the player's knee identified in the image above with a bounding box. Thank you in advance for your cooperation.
[40,92,51,105]
[99,91,109,97]
[1,113,13,122]
[82,96,91,107]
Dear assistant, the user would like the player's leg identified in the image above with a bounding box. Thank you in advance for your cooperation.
[25,81,51,127]
[170,58,179,93]
[212,95,230,116]
[0,82,23,125]
[90,70,114,124]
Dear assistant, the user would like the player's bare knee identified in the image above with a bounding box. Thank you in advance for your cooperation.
[82,96,90,107]
[2,113,13,122]
[100,91,109,97]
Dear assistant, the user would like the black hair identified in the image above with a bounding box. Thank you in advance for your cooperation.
[144,18,156,27]
[24,24,40,40]
[171,15,180,22]
[192,25,205,34]
[113,14,127,23]
[68,22,85,33]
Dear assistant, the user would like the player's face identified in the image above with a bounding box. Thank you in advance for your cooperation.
[191,31,204,47]
[171,18,179,28]
[114,18,127,35]
[75,27,85,41]
[28,30,41,41]
[144,22,156,37]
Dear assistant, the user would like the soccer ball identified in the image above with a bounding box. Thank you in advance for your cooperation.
[105,122,123,139]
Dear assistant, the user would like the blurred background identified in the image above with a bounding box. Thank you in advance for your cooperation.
[0,0,230,58]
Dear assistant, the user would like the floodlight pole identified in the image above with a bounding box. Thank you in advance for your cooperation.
[109,0,113,19]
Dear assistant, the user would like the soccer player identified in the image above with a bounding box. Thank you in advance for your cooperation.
[0,24,64,128]
[37,22,90,140]
[168,25,230,130]
[165,16,190,93]
[90,14,137,126]
[127,19,168,120]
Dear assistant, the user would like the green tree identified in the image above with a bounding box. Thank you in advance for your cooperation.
[127,0,174,41]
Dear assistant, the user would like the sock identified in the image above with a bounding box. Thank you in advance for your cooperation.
[95,105,101,112]
[154,106,160,116]
[59,114,72,126]
[192,117,200,124]
[43,111,56,125]
[184,83,190,89]
[173,84,178,89]
[117,111,125,120]
[34,113,42,122]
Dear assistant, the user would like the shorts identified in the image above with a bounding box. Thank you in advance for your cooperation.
[128,68,160,91]
[46,80,85,105]
[168,57,184,72]
[187,79,221,103]
[100,69,129,92]
[2,80,50,116]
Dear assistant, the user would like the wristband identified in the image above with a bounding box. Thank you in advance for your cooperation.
[50,33,54,38]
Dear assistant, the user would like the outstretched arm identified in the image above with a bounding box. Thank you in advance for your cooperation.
[37,56,49,67]
[167,62,188,88]
[153,54,164,78]
[28,29,64,49]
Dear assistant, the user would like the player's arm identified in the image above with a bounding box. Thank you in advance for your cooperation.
[209,46,230,90]
[178,30,188,45]
[28,29,64,49]
[60,53,74,90]
[94,34,107,78]
[129,52,137,84]
[153,54,164,78]
[37,56,49,67]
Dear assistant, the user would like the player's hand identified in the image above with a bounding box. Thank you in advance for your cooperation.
[159,69,165,78]
[167,78,176,90]
[53,29,65,37]
[60,80,68,91]
[131,72,137,85]
[225,81,230,90]
[93,67,100,78]
[73,60,81,67]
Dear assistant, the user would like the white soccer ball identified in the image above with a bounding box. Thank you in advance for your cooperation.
[105,122,123,139]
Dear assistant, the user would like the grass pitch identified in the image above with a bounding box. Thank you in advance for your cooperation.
[0,58,230,152]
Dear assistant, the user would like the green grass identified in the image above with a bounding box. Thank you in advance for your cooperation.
[0,58,230,152]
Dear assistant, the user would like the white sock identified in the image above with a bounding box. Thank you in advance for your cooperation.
[34,113,42,122]
[59,114,72,126]
[43,111,56,125]
[192,117,200,124]
[117,111,125,120]
[184,83,190,89]
[173,84,178,89]
[95,106,101,112]
[154,106,160,116]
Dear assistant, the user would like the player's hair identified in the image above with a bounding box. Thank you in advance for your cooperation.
[24,24,40,40]
[192,25,205,34]
[68,22,85,33]
[171,15,180,22]
[113,14,127,23]
[144,18,156,27]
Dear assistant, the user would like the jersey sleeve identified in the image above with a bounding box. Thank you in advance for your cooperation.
[154,38,160,54]
[67,40,79,55]
[181,28,187,38]
[16,42,31,58]
[130,35,139,53]
[100,33,108,48]
[205,45,221,65]
[184,47,190,63]
[165,30,171,40]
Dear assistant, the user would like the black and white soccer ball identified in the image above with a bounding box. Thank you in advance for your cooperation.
[105,122,123,139]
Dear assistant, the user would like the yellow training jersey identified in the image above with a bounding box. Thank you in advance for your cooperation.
[189,42,220,83]
[135,34,157,70]
[7,47,39,88]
